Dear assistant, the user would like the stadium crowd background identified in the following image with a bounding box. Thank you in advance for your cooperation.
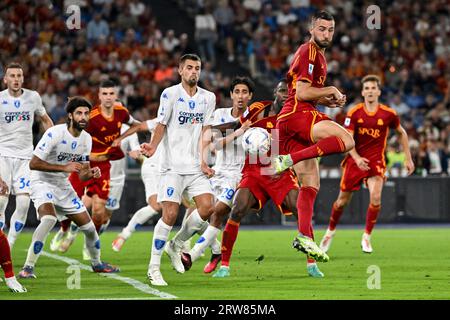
[0,0,448,176]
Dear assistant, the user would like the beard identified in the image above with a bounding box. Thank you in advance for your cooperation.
[187,78,197,87]
[72,119,88,131]
[314,36,332,49]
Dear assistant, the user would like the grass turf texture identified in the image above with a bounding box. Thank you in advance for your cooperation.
[1,228,449,300]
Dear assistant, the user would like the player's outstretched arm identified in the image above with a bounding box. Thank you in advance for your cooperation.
[297,81,345,107]
[112,121,148,148]
[200,125,215,178]
[141,123,165,157]
[212,120,251,151]
[29,155,81,173]
[396,125,415,175]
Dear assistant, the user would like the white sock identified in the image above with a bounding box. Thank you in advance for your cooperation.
[79,221,101,266]
[210,237,221,255]
[0,196,8,231]
[24,215,57,267]
[149,219,172,270]
[98,219,110,236]
[7,194,30,247]
[121,205,158,239]
[189,225,220,262]
[172,210,207,249]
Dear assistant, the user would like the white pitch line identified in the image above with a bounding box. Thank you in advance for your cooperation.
[41,251,178,299]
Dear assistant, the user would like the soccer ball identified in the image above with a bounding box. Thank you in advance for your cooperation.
[241,127,271,155]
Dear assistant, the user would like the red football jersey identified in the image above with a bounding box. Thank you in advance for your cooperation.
[87,104,131,160]
[240,101,277,171]
[343,103,400,166]
[278,41,328,119]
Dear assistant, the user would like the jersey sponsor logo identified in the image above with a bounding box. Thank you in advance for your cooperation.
[57,152,89,162]
[344,117,351,126]
[4,111,31,123]
[358,127,381,138]
[178,111,204,125]
[377,118,384,126]
[308,63,314,75]
[188,100,196,110]
[14,100,20,108]
[167,187,174,197]
[104,132,120,143]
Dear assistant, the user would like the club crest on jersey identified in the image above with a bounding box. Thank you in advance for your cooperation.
[167,187,174,197]
[71,141,77,150]
[308,63,314,75]
[377,119,384,126]
[188,101,196,110]
[14,100,20,108]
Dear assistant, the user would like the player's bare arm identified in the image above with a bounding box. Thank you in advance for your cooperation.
[36,113,54,131]
[297,81,345,106]
[396,125,415,175]
[200,125,215,178]
[112,120,147,148]
[141,122,165,157]
[78,163,101,181]
[0,176,8,195]
[213,120,251,151]
[29,155,82,173]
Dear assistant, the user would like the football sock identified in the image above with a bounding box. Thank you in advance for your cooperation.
[24,215,57,267]
[221,219,240,267]
[329,201,344,231]
[172,210,207,249]
[297,187,318,238]
[121,205,158,239]
[290,136,346,164]
[98,219,110,235]
[365,204,381,234]
[211,237,222,255]
[149,219,172,269]
[79,221,101,266]
[7,194,30,248]
[0,230,14,278]
[189,225,220,262]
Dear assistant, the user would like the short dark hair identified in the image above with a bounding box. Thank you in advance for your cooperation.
[311,10,334,24]
[179,54,201,66]
[65,96,92,114]
[5,62,23,72]
[361,74,382,89]
[230,76,255,94]
[99,79,117,89]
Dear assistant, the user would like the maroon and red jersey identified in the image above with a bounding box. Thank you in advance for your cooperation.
[278,41,328,120]
[343,103,400,167]
[87,103,131,160]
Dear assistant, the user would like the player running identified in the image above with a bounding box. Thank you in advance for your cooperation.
[319,75,414,253]
[274,11,354,262]
[0,62,53,248]
[18,97,119,279]
[141,54,216,286]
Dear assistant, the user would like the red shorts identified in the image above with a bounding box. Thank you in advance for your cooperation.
[276,107,330,155]
[238,168,299,215]
[340,157,386,192]
[69,160,111,200]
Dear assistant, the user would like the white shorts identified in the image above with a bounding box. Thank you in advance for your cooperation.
[0,156,31,195]
[209,173,241,208]
[105,177,125,211]
[30,180,87,221]
[142,166,160,201]
[157,172,213,204]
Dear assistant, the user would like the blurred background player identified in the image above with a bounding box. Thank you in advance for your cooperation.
[141,54,216,286]
[0,62,53,248]
[51,80,140,257]
[274,11,354,262]
[0,176,26,292]
[18,97,119,279]
[180,76,254,273]
[320,75,415,253]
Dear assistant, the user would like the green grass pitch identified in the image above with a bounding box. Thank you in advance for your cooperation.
[1,227,449,300]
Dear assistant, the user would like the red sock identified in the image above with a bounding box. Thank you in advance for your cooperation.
[365,204,381,234]
[221,219,240,267]
[297,186,318,238]
[61,219,71,232]
[329,201,344,231]
[0,231,14,278]
[290,136,346,164]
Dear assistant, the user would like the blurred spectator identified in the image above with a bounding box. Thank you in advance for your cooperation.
[195,8,217,66]
[422,138,449,176]
[87,13,110,43]
[213,0,235,62]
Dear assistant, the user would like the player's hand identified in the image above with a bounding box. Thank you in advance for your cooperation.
[330,87,345,102]
[140,143,156,158]
[91,166,101,179]
[112,138,122,148]
[355,157,370,171]
[201,162,215,178]
[128,150,141,160]
[64,162,82,173]
[0,178,8,195]
[405,159,415,175]
[241,120,252,132]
